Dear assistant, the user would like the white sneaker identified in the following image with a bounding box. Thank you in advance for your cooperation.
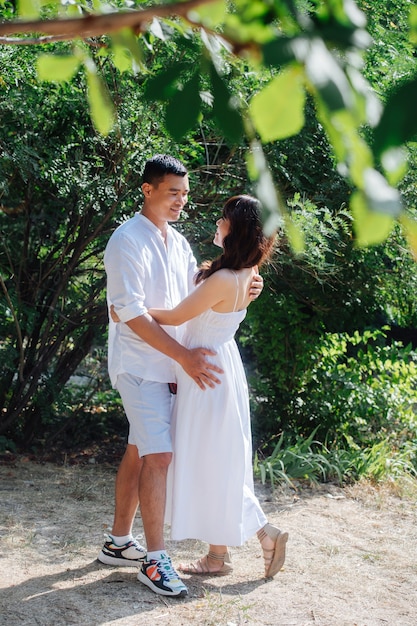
[98,535,146,566]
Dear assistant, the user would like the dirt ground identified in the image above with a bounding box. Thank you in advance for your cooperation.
[1,456,417,626]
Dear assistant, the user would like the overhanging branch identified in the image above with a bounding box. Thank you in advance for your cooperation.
[0,0,214,43]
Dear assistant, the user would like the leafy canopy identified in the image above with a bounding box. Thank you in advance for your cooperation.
[1,0,417,252]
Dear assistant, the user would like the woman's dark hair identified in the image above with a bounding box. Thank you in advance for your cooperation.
[195,195,276,285]
[142,154,187,186]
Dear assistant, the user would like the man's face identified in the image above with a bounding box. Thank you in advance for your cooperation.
[141,174,189,229]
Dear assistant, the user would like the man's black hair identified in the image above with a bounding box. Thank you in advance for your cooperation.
[142,154,188,185]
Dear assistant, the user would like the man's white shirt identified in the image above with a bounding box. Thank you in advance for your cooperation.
[104,213,197,386]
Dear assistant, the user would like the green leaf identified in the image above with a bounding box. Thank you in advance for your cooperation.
[306,39,353,112]
[400,213,417,261]
[210,64,243,144]
[36,55,81,83]
[200,30,229,74]
[18,0,40,19]
[165,72,201,141]
[111,29,144,73]
[246,140,284,235]
[317,109,373,188]
[263,36,309,68]
[223,8,276,44]
[346,65,381,127]
[381,148,408,187]
[363,168,402,217]
[188,0,227,28]
[351,189,395,247]
[285,218,305,254]
[249,68,305,142]
[149,17,166,41]
[409,5,417,45]
[85,63,115,136]
[144,62,190,102]
[112,44,132,74]
[343,0,367,28]
[342,118,374,188]
[373,75,417,158]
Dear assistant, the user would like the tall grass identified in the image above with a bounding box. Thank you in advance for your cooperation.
[254,434,417,488]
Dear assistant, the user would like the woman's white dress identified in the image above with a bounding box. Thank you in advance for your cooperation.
[165,286,267,546]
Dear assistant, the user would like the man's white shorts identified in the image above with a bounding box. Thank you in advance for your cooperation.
[115,373,174,457]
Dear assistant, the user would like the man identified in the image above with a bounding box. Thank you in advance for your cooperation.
[99,155,262,598]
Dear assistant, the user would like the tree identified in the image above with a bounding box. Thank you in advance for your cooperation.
[1,0,417,254]
[0,43,171,445]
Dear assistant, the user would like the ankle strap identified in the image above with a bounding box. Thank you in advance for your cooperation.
[208,550,228,561]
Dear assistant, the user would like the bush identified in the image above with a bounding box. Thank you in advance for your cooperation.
[253,328,417,486]
[296,328,417,447]
[240,194,417,450]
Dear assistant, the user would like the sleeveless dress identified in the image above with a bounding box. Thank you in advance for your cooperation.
[165,272,267,546]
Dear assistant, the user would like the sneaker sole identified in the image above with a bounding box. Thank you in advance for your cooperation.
[137,569,188,597]
[98,552,145,567]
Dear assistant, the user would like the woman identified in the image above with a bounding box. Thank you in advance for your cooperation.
[148,194,289,577]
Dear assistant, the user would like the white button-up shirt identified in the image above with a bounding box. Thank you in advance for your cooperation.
[104,213,197,386]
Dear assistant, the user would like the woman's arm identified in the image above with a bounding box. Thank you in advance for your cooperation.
[110,267,262,327]
[149,271,229,326]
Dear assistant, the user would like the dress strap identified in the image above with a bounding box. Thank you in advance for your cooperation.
[230,270,240,312]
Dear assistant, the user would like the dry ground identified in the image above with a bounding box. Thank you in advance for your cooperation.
[1,456,417,626]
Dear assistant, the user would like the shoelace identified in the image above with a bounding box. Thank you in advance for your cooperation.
[158,556,179,580]
[131,536,145,548]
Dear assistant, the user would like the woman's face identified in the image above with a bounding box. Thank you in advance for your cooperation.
[213,216,231,248]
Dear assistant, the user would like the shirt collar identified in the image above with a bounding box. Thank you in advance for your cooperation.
[136,212,170,240]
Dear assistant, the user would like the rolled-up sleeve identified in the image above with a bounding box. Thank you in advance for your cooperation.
[116,301,147,321]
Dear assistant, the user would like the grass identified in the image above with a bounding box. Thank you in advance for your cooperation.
[198,589,256,625]
[254,430,417,489]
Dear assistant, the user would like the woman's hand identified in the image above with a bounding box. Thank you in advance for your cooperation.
[109,304,121,323]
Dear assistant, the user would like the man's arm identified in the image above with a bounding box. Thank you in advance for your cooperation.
[105,231,221,389]
[126,312,223,390]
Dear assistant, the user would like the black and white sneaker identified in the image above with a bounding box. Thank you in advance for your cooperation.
[98,535,147,566]
[138,554,188,597]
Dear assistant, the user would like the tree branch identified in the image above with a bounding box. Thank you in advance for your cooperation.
[0,0,214,43]
[0,271,25,382]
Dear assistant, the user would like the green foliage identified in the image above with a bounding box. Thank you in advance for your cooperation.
[0,435,17,454]
[242,194,417,450]
[359,0,416,92]
[254,430,349,487]
[1,0,417,253]
[45,353,126,449]
[243,285,323,445]
[0,34,279,450]
[297,328,417,445]
[254,431,417,487]
[252,323,417,486]
[249,68,306,142]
